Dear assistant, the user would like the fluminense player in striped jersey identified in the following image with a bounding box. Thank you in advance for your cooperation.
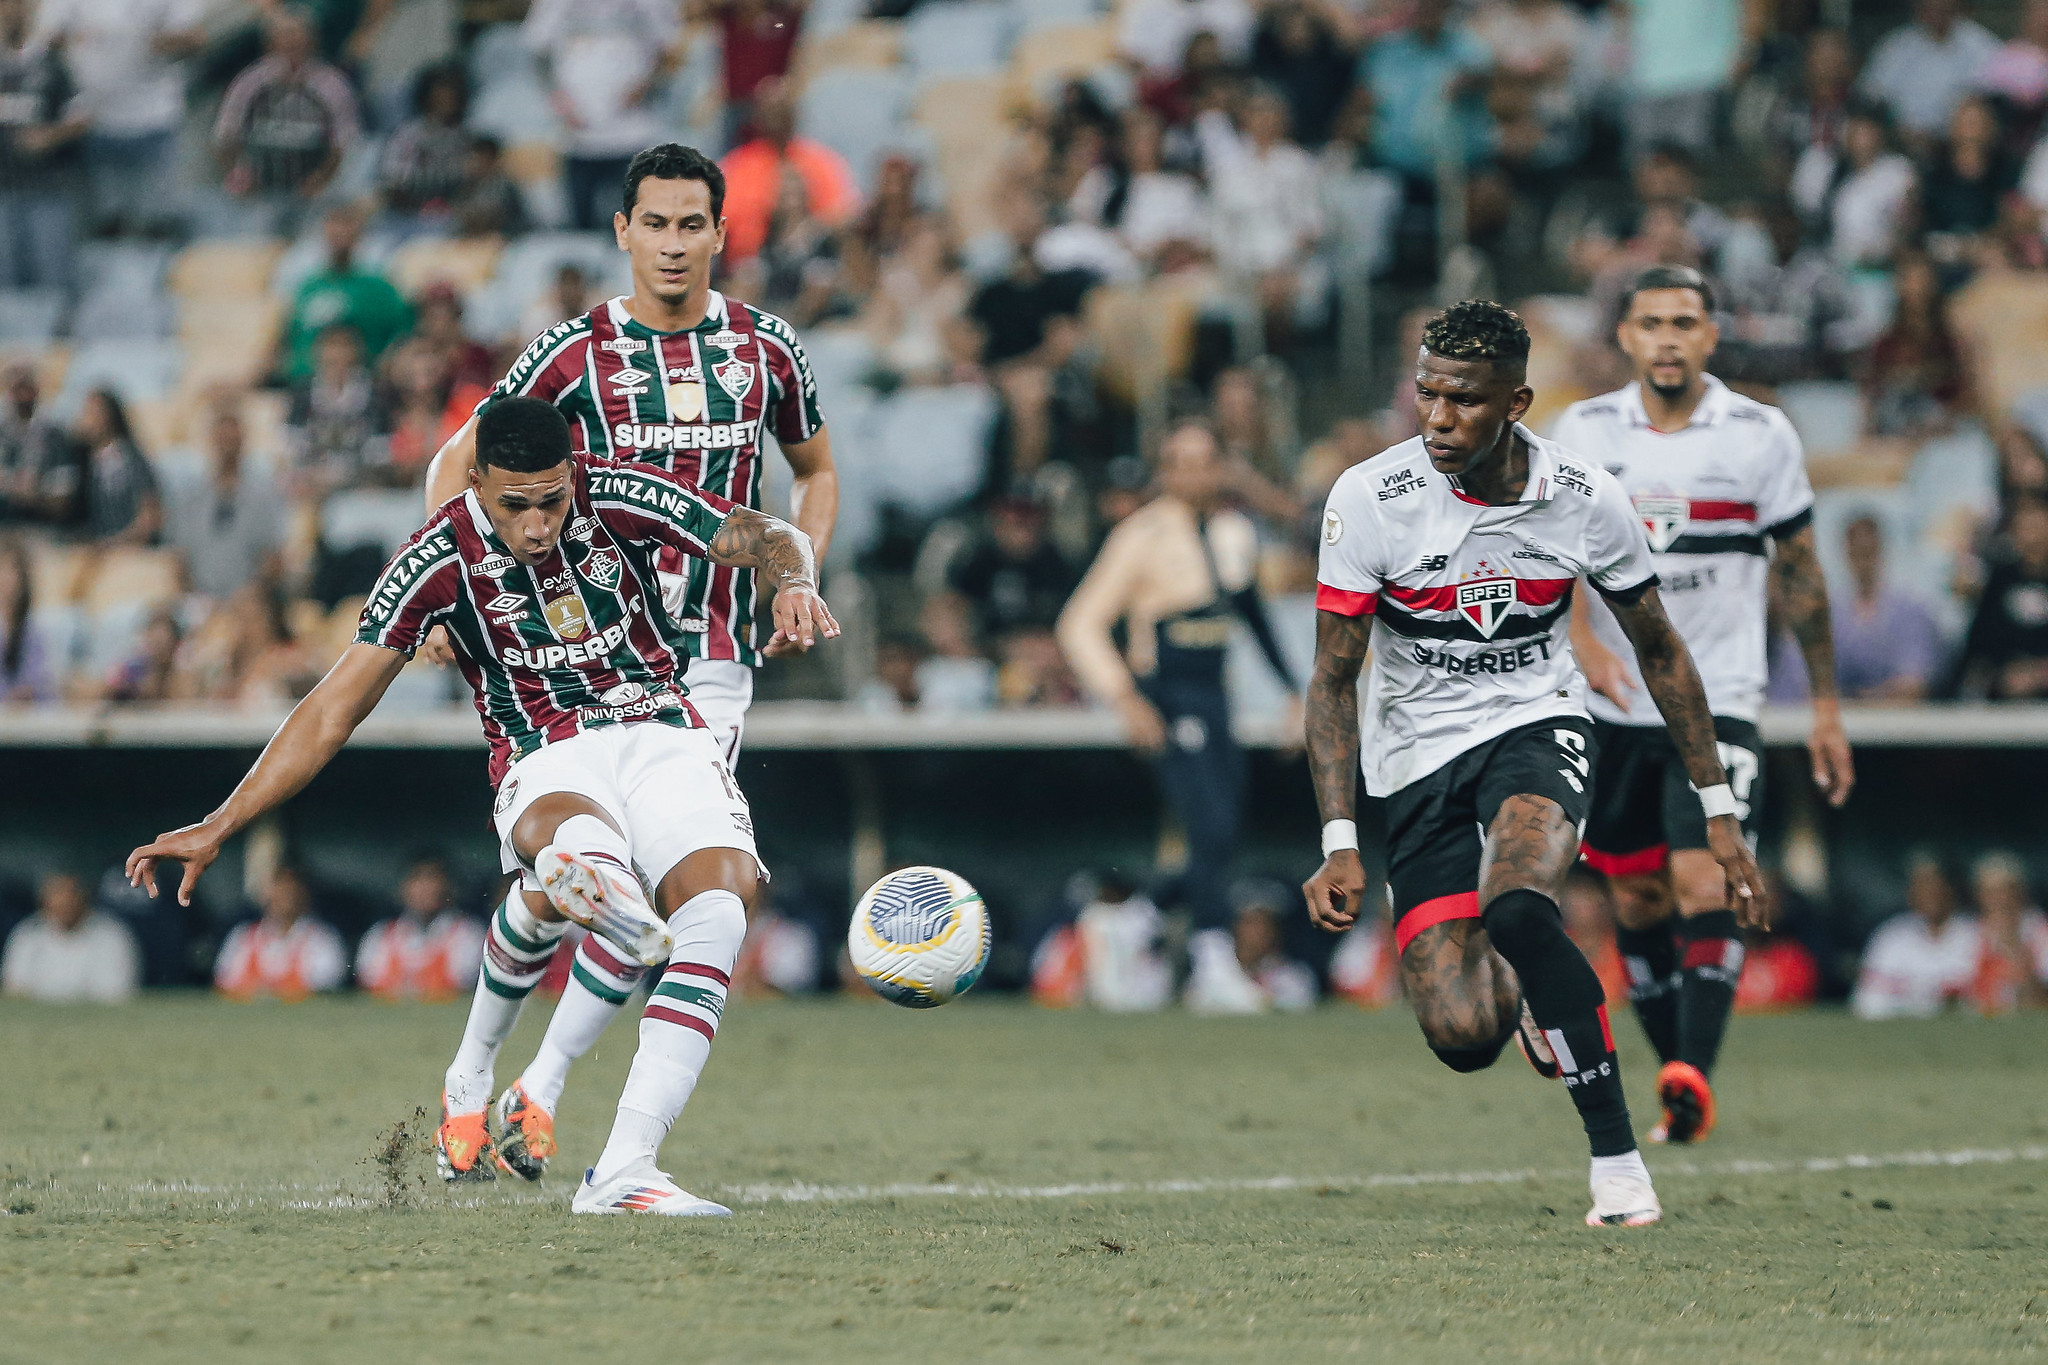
[127,397,839,1215]
[419,143,838,1182]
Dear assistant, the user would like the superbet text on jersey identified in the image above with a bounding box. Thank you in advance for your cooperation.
[1549,375,1814,728]
[486,291,823,667]
[1315,426,1659,796]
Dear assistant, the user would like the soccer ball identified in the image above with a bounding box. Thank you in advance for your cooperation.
[847,866,990,1008]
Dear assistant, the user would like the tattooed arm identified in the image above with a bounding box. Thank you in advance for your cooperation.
[707,505,840,652]
[1770,523,1855,806]
[1301,610,1372,932]
[1608,584,1769,924]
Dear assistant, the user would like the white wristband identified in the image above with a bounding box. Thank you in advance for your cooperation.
[1696,784,1739,820]
[1321,819,1359,856]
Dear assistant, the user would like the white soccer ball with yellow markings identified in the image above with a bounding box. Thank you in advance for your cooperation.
[848,866,990,1008]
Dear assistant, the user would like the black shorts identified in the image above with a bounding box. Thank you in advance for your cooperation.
[1581,716,1763,877]
[1384,715,1597,954]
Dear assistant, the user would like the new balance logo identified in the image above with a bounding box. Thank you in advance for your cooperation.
[1415,554,1449,572]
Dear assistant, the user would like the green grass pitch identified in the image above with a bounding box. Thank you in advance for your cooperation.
[4,995,2046,1363]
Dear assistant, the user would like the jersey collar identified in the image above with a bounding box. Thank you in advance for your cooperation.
[609,290,730,338]
[1445,423,1559,505]
[1619,373,1732,431]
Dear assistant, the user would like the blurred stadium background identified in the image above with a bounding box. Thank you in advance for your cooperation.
[4,0,2048,1022]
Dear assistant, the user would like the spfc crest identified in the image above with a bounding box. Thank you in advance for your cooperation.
[1634,495,1688,553]
[581,548,622,590]
[713,356,754,401]
[667,379,707,422]
[544,594,590,640]
[1455,577,1516,639]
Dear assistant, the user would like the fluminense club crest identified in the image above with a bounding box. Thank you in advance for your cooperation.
[581,548,622,590]
[1634,495,1688,553]
[712,356,754,401]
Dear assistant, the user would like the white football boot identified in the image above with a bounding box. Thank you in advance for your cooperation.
[571,1163,732,1217]
[535,846,673,968]
[1585,1149,1662,1227]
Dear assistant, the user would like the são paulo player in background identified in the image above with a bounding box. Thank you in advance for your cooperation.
[128,398,840,1215]
[1301,302,1766,1228]
[418,143,838,1183]
[1553,265,1853,1146]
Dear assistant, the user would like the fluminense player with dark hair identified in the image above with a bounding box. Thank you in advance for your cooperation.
[1301,299,1766,1228]
[129,396,839,1214]
[1554,265,1852,1145]
[418,142,838,1182]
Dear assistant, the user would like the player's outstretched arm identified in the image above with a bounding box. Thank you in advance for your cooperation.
[125,644,410,906]
[1608,585,1770,926]
[1301,610,1371,933]
[1769,523,1854,807]
[706,506,840,652]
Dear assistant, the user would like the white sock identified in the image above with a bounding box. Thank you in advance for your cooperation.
[1590,1149,1651,1183]
[544,813,635,886]
[520,933,648,1112]
[591,890,746,1184]
[445,891,570,1110]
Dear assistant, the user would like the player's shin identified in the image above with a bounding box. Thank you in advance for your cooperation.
[1616,921,1681,1063]
[1675,909,1742,1075]
[446,890,571,1110]
[519,935,649,1112]
[1482,889,1636,1157]
[590,889,747,1185]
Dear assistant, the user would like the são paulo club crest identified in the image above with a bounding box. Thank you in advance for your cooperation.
[1455,576,1517,638]
[712,355,754,401]
[1633,495,1689,552]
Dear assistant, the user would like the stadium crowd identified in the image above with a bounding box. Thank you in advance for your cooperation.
[4,0,2048,1011]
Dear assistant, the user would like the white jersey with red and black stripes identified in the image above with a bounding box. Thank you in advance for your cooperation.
[1315,427,1658,796]
[1549,375,1814,727]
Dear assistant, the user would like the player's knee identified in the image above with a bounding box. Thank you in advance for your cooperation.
[1667,854,1725,916]
[1479,887,1564,959]
[1608,874,1672,930]
[1423,1017,1515,1072]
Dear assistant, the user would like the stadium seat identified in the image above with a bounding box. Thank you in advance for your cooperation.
[904,1,1013,84]
[24,539,86,610]
[1775,381,1866,459]
[0,291,63,345]
[177,297,284,391]
[387,237,504,297]
[1950,269,2048,418]
[52,339,183,416]
[80,547,182,617]
[791,18,902,86]
[167,240,286,302]
[801,324,877,395]
[871,383,995,515]
[71,244,176,341]
[1009,21,1116,101]
[797,67,915,191]
[321,489,428,557]
[1013,0,1103,31]
[804,0,871,41]
[472,230,625,342]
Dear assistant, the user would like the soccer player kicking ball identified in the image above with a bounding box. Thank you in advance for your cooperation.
[1301,301,1765,1228]
[126,397,837,1217]
[1552,266,1853,1145]
[419,145,838,1178]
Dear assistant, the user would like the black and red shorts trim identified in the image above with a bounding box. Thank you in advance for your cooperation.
[1581,715,1763,875]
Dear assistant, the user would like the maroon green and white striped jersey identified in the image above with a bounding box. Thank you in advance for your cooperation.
[356,459,734,787]
[482,290,824,668]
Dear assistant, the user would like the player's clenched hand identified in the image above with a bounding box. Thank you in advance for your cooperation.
[418,625,457,667]
[1706,815,1770,929]
[1303,849,1366,933]
[766,586,839,654]
[126,821,226,908]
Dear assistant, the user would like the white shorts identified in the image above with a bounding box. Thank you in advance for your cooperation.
[492,721,758,893]
[683,656,755,762]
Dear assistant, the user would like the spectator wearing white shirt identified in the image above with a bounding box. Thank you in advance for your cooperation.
[1119,0,1255,78]
[1968,851,2048,1014]
[1853,854,1980,1019]
[522,0,685,230]
[31,0,203,235]
[214,864,347,1002]
[1,872,138,1003]
[1197,87,1327,351]
[168,402,284,604]
[1792,102,1917,267]
[1070,107,1211,273]
[1857,0,2001,147]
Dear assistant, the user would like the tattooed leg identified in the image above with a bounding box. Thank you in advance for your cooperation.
[1401,920,1520,1071]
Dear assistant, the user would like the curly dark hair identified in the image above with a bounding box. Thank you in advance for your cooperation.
[1421,299,1530,372]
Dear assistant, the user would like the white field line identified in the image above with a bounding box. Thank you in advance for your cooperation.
[715,1143,2048,1206]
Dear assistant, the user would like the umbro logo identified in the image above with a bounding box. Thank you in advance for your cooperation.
[609,368,652,398]
[484,591,527,624]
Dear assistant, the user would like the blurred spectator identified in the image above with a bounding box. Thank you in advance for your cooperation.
[737,166,846,328]
[1625,0,1751,160]
[1231,885,1318,1013]
[1119,0,1254,77]
[413,283,495,392]
[1770,29,1856,170]
[915,593,997,713]
[0,537,53,701]
[212,580,325,706]
[856,636,923,714]
[278,205,414,383]
[1361,0,1493,182]
[0,363,69,525]
[1774,515,1945,704]
[168,402,284,602]
[1469,0,1589,172]
[704,0,803,143]
[1967,849,2048,1012]
[943,497,1080,647]
[0,0,85,292]
[1953,496,2048,699]
[1327,905,1397,1007]
[719,77,860,265]
[863,220,974,386]
[518,262,596,348]
[969,193,1096,478]
[1733,928,1822,1011]
[1196,86,1327,350]
[1069,107,1210,273]
[996,628,1083,709]
[1976,0,2048,122]
[377,61,472,224]
[1030,871,1171,1012]
[1294,414,1378,509]
[1139,28,1232,135]
[213,5,360,212]
[731,893,819,998]
[1793,102,1916,267]
[214,863,346,1001]
[851,154,927,270]
[382,337,460,478]
[1919,95,2016,246]
[46,388,161,545]
[449,135,529,239]
[1249,0,1356,149]
[0,871,138,1002]
[30,0,202,236]
[1863,252,1970,436]
[524,0,685,231]
[354,854,483,1002]
[285,324,390,494]
[1853,852,1978,1018]
[1858,0,2000,146]
[101,604,183,703]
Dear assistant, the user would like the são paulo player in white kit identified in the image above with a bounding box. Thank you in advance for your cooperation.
[418,144,839,1182]
[128,398,839,1214]
[1301,301,1766,1228]
[1552,266,1854,1146]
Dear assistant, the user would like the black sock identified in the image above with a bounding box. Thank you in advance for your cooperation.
[1676,910,1742,1076]
[1615,921,1681,1064]
[1482,889,1636,1157]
